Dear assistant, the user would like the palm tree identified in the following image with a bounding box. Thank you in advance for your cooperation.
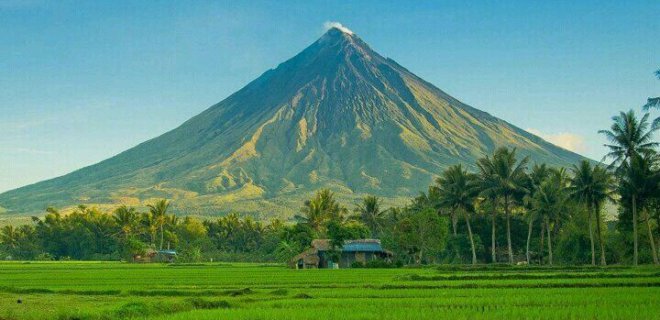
[113,206,139,241]
[530,169,570,265]
[619,153,660,265]
[0,225,20,250]
[436,164,479,264]
[354,196,387,237]
[148,199,171,250]
[642,69,660,119]
[477,147,529,264]
[591,166,614,266]
[569,161,613,266]
[600,110,658,265]
[524,164,550,264]
[479,192,499,263]
[296,189,344,234]
[600,110,658,169]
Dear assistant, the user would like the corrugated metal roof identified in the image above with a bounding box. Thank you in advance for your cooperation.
[341,242,384,252]
[310,239,387,252]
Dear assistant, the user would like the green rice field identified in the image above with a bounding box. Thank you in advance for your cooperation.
[0,262,658,319]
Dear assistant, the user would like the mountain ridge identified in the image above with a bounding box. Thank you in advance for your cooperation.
[0,27,586,217]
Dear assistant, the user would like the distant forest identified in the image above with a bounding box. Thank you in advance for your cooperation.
[1,72,659,266]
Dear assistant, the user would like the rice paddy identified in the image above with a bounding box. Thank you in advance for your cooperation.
[0,262,658,319]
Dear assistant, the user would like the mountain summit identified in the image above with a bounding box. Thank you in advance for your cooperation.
[0,28,585,217]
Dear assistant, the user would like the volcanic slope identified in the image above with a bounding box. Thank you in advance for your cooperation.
[0,28,586,217]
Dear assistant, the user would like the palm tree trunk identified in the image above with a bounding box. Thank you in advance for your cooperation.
[546,217,553,266]
[464,211,477,265]
[451,210,457,236]
[632,195,638,266]
[594,203,607,266]
[159,224,164,250]
[491,209,497,263]
[587,202,595,266]
[539,221,544,265]
[526,216,533,265]
[505,195,513,264]
[645,209,659,265]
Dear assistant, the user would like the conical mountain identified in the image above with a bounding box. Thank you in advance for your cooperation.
[0,28,585,217]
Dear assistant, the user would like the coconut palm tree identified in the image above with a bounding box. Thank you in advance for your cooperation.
[599,110,658,169]
[477,147,529,264]
[479,192,499,263]
[296,189,344,234]
[590,166,614,266]
[619,152,660,265]
[148,199,171,250]
[524,163,550,264]
[600,110,658,265]
[0,225,20,250]
[354,196,387,237]
[436,164,479,264]
[113,206,140,241]
[530,169,570,265]
[643,69,660,118]
[569,161,614,266]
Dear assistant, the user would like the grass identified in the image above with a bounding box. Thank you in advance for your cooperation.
[0,262,657,319]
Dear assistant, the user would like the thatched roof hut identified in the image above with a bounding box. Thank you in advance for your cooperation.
[290,239,392,269]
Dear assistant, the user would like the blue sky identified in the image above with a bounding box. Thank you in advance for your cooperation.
[1,0,658,193]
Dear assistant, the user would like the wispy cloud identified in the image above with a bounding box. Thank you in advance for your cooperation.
[323,21,354,35]
[527,128,587,154]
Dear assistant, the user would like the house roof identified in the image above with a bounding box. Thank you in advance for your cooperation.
[342,241,384,252]
[157,250,177,255]
[311,239,386,252]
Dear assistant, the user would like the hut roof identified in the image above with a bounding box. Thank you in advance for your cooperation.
[312,239,386,252]
[342,240,385,252]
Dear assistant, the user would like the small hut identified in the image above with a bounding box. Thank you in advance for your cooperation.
[290,239,392,269]
[154,250,177,263]
[132,249,177,263]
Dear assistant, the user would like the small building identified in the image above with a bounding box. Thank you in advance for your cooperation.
[290,239,392,269]
[132,249,177,263]
[155,250,177,263]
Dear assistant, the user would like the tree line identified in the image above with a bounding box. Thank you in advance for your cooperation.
[1,73,658,265]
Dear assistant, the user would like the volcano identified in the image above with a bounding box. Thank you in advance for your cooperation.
[0,27,585,217]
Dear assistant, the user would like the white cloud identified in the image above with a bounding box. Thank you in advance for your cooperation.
[526,128,587,154]
[323,21,354,35]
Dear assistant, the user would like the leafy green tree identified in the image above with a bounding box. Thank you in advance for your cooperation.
[176,217,208,262]
[477,147,529,264]
[390,207,449,264]
[436,164,479,264]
